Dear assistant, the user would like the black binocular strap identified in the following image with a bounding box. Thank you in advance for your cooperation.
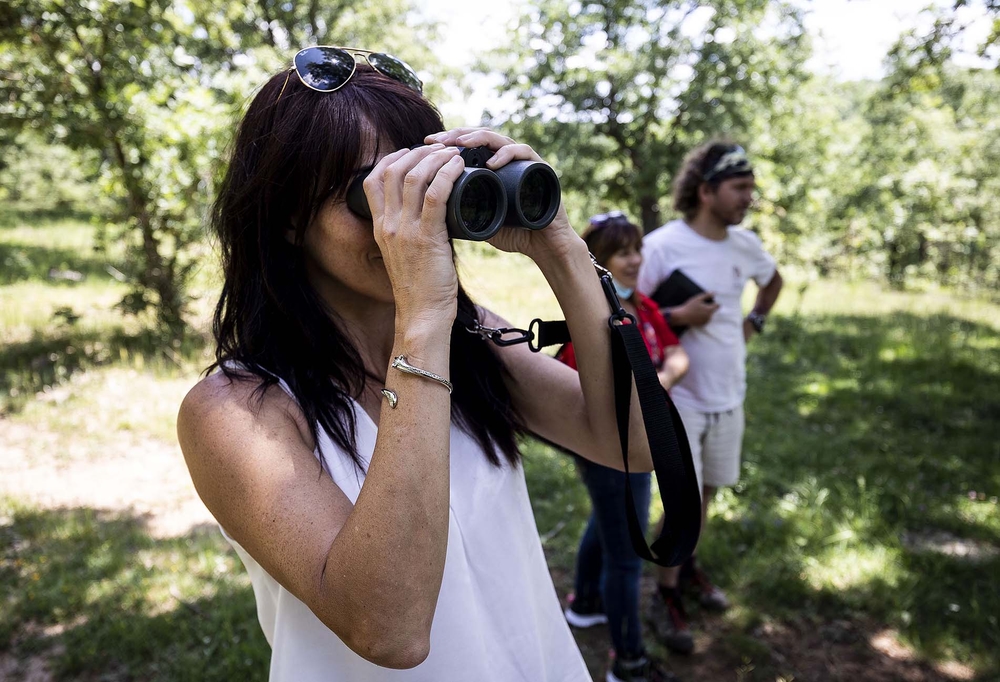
[457,302,702,567]
[608,318,702,566]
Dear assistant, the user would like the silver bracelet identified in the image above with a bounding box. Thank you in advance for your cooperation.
[390,355,453,394]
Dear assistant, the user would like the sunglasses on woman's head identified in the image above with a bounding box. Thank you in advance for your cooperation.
[589,211,631,229]
[288,46,423,95]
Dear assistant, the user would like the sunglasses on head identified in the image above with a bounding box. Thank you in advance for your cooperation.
[589,210,632,229]
[285,46,423,96]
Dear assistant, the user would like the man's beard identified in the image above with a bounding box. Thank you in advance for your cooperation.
[712,204,745,226]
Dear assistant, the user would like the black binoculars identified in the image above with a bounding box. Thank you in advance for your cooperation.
[345,146,562,241]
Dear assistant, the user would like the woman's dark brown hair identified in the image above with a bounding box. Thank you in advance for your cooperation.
[209,65,523,469]
[671,140,738,221]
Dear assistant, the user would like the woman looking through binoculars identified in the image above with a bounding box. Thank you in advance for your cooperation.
[177,46,661,681]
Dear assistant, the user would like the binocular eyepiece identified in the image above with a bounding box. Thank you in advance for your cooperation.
[345,146,562,241]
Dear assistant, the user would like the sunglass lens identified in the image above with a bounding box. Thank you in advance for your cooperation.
[294,47,355,92]
[367,52,423,93]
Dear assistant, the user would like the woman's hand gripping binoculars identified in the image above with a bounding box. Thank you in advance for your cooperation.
[346,141,562,241]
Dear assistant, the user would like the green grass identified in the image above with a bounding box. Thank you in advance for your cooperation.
[0,215,211,416]
[2,215,999,680]
[466,250,1000,678]
[0,499,269,681]
[726,308,1000,666]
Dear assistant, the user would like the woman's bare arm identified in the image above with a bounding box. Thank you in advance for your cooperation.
[179,342,452,670]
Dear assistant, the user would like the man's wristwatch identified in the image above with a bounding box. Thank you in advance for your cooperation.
[747,311,767,333]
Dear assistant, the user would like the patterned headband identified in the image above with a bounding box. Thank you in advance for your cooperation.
[703,146,753,183]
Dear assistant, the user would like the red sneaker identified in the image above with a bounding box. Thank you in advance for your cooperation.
[648,588,694,655]
[683,559,729,611]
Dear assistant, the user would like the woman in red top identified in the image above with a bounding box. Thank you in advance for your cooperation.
[558,212,689,682]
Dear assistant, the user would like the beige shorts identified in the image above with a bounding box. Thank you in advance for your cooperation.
[674,403,745,490]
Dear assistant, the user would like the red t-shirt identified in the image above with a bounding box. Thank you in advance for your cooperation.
[557,292,680,370]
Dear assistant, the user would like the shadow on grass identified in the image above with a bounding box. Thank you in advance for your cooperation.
[0,242,116,286]
[0,326,207,414]
[0,210,119,286]
[0,503,269,681]
[0,208,95,228]
[708,310,999,676]
[529,309,1000,679]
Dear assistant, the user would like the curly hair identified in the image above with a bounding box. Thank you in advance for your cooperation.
[672,140,744,220]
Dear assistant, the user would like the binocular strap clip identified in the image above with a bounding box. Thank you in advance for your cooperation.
[455,253,633,352]
[459,313,537,349]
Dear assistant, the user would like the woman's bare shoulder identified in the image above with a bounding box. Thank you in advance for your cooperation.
[178,369,314,459]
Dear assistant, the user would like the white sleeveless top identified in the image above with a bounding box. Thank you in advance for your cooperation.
[222,382,592,682]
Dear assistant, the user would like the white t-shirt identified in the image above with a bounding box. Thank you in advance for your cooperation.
[638,219,776,413]
[223,377,592,682]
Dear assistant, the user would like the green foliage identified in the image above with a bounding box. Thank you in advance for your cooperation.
[0,500,270,680]
[0,0,442,339]
[483,0,811,232]
[825,16,1000,291]
[479,1,1000,294]
[0,133,101,217]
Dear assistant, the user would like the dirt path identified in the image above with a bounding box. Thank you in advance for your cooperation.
[0,409,214,682]
[0,421,214,539]
[0,415,980,682]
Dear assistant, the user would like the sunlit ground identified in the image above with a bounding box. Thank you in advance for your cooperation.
[2,216,998,681]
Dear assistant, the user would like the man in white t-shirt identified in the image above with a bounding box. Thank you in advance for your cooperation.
[637,141,783,655]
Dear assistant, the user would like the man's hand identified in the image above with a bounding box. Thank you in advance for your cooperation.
[671,291,719,328]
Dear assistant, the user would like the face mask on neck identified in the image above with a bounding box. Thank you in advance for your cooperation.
[612,277,634,301]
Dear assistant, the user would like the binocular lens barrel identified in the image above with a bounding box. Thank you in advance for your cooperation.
[448,169,506,240]
[344,146,561,241]
[494,160,561,230]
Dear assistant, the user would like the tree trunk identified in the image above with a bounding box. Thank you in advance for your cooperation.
[308,0,321,40]
[109,135,185,334]
[63,18,187,337]
[639,194,661,234]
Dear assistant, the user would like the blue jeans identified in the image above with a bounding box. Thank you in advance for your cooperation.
[573,457,651,659]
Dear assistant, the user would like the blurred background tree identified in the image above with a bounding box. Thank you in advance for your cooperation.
[481,0,1000,292]
[0,0,440,337]
[824,2,1000,289]
[484,0,812,234]
[1,0,998,345]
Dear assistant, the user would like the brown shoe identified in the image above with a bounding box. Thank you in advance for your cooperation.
[648,587,694,655]
[682,558,730,611]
